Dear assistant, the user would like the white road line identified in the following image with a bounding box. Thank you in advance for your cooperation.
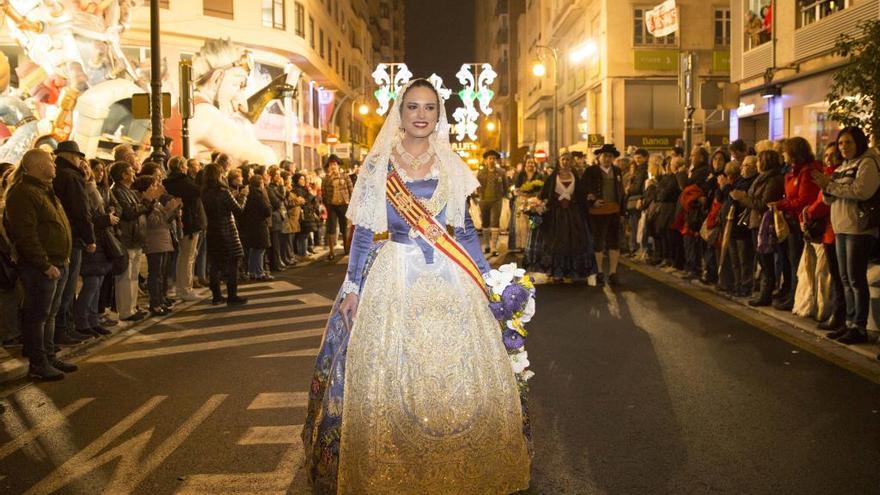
[123,314,328,344]
[247,392,310,410]
[175,435,305,495]
[23,396,167,495]
[238,426,301,445]
[252,348,320,359]
[168,295,332,325]
[0,398,94,461]
[89,328,325,363]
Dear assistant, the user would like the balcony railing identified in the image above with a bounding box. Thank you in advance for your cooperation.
[495,0,509,16]
[794,0,879,61]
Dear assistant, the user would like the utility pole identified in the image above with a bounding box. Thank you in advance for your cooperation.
[148,0,166,166]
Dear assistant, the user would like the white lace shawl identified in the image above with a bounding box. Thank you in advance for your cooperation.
[346,80,479,232]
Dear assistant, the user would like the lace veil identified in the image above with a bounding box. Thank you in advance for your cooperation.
[345,78,479,233]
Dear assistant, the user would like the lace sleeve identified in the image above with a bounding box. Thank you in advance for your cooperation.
[342,225,375,295]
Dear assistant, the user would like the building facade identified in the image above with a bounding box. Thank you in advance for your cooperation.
[497,0,731,160]
[730,0,879,151]
[0,0,404,168]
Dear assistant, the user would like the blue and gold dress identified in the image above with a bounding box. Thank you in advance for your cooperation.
[301,165,531,494]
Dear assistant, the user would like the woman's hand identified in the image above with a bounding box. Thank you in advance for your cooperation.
[339,293,359,330]
[811,170,831,189]
[729,190,746,201]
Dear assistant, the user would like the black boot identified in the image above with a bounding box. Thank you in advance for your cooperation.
[748,279,772,307]
[836,328,868,345]
[818,314,845,332]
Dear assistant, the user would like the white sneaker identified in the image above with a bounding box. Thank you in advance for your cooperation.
[180,292,202,302]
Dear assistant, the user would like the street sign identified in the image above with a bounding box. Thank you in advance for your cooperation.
[534,149,547,162]
[131,92,171,119]
[712,50,731,73]
[326,134,339,145]
[587,134,605,147]
[634,50,678,71]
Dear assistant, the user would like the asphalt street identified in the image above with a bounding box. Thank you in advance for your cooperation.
[0,259,879,494]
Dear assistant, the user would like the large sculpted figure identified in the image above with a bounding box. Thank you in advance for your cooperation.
[186,38,276,165]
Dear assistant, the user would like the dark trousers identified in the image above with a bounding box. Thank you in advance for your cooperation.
[824,242,846,321]
[75,275,103,330]
[54,246,81,333]
[666,229,684,268]
[270,230,283,270]
[754,230,776,297]
[781,229,804,300]
[20,264,69,366]
[146,252,170,308]
[209,255,241,299]
[294,232,309,256]
[835,233,873,330]
[683,235,703,276]
[729,236,755,293]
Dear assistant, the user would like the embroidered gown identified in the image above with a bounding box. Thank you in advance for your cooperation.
[301,166,531,494]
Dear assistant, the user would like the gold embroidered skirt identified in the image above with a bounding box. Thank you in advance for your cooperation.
[338,241,530,494]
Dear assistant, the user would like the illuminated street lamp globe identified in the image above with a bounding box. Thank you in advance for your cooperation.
[532,62,547,77]
[486,120,497,132]
[358,103,370,116]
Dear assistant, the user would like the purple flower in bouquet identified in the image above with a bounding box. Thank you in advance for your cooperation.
[489,301,510,321]
[501,283,530,314]
[503,329,525,350]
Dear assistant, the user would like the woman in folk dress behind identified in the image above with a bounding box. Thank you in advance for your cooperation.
[301,78,531,494]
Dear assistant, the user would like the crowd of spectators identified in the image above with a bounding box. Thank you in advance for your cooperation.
[510,125,879,359]
[0,144,343,381]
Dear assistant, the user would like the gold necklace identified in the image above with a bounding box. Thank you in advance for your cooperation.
[394,141,434,170]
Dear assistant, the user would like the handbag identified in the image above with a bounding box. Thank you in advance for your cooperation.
[699,217,719,245]
[855,156,880,231]
[102,229,129,276]
[803,217,826,242]
[773,207,790,242]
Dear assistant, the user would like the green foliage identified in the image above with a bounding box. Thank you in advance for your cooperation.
[827,19,880,144]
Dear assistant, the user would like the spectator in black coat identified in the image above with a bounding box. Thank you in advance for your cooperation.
[52,141,96,344]
[242,174,273,281]
[163,156,206,300]
[201,163,247,306]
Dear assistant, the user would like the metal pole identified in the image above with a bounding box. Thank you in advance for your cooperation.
[683,52,695,161]
[552,48,559,164]
[178,59,192,159]
[148,0,165,165]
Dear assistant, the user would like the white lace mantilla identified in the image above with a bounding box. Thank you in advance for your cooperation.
[345,78,479,233]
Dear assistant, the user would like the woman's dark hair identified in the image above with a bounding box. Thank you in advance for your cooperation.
[202,163,224,191]
[89,159,109,189]
[711,148,730,165]
[139,161,163,178]
[131,174,157,193]
[783,136,815,165]
[758,149,784,172]
[247,174,263,189]
[692,147,710,167]
[292,172,305,187]
[837,126,869,158]
[400,79,440,107]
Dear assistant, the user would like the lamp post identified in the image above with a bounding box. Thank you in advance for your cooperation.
[533,45,558,164]
[148,0,165,165]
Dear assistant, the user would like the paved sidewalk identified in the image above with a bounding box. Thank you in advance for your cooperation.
[620,257,880,383]
[0,247,332,387]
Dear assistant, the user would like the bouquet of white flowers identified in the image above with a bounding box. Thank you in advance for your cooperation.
[483,263,537,390]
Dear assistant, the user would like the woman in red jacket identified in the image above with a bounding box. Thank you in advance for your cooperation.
[768,137,822,311]
[803,142,846,332]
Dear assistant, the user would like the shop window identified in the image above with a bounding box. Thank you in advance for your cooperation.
[797,0,851,28]
[714,9,731,47]
[744,0,771,51]
[633,7,676,46]
[319,29,324,58]
[262,0,285,30]
[295,3,306,37]
[204,0,234,20]
[309,16,315,49]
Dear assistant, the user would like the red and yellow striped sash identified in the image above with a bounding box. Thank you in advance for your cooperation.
[385,169,489,299]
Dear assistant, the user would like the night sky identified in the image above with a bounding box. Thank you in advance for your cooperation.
[404,0,475,93]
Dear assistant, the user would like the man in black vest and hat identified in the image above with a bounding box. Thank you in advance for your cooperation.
[583,143,625,286]
[53,140,97,344]
[476,149,507,257]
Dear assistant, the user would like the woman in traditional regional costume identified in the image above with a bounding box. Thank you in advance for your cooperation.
[301,79,531,494]
[530,152,596,282]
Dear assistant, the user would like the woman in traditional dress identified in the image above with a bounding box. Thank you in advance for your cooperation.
[514,157,544,255]
[532,152,596,283]
[301,79,531,494]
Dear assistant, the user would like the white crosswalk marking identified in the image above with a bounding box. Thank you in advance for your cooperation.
[0,398,94,461]
[238,426,302,445]
[252,348,320,359]
[89,328,325,363]
[248,392,310,410]
[123,313,328,344]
